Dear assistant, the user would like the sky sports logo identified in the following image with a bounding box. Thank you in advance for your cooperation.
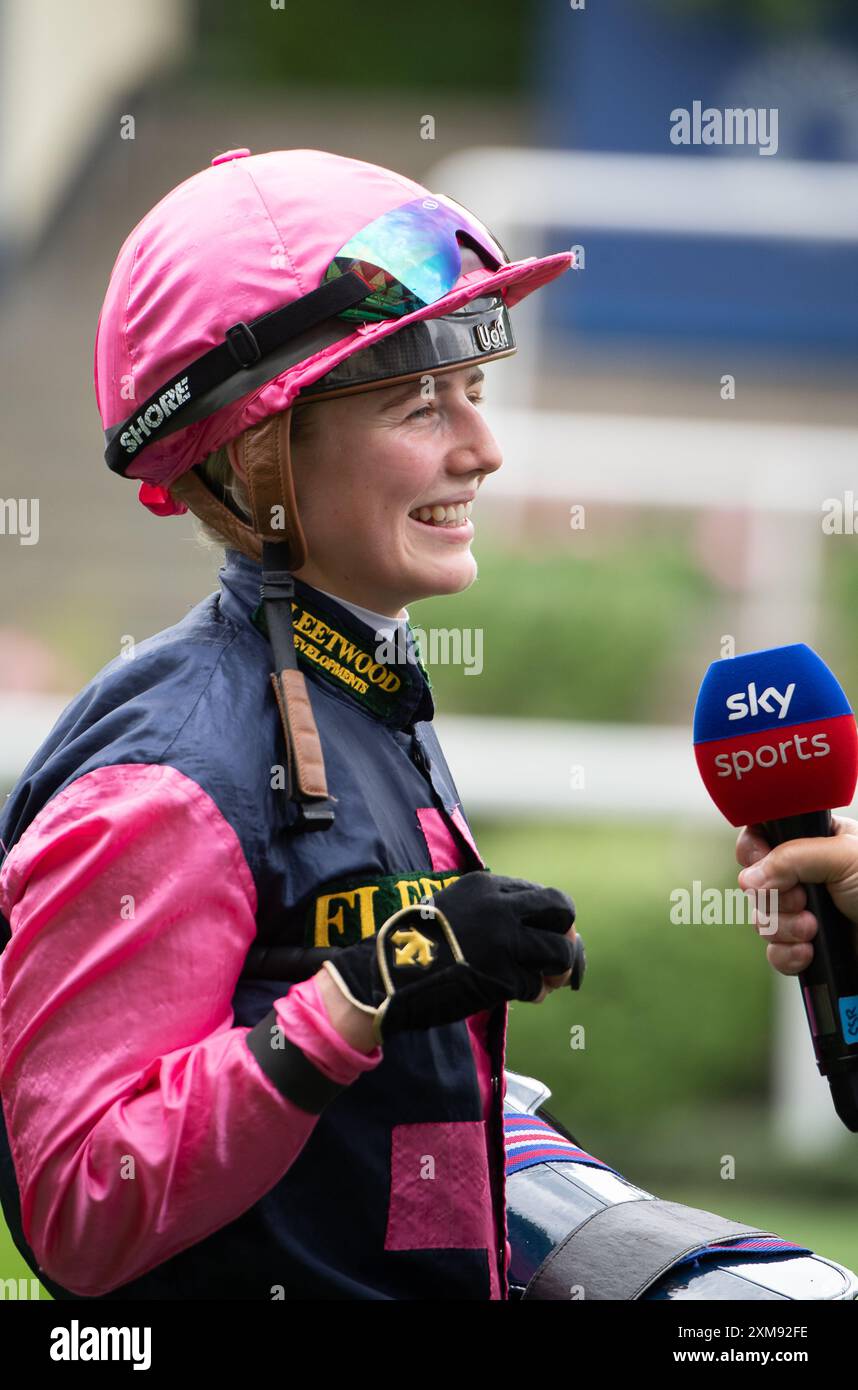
[717,680,828,779]
[694,644,858,827]
[726,681,795,722]
[714,731,830,781]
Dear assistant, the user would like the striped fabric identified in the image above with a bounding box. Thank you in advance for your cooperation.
[676,1235,812,1267]
[504,1112,812,1268]
[504,1112,621,1176]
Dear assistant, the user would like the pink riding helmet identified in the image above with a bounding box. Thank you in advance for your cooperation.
[94,147,576,518]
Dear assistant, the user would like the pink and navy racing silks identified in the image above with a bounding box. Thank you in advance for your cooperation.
[0,548,510,1300]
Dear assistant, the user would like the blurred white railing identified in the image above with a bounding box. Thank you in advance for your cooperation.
[428,148,858,244]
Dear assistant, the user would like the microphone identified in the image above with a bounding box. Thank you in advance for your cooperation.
[693,642,858,1132]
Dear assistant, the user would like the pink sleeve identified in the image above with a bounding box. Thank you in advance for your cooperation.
[0,763,382,1297]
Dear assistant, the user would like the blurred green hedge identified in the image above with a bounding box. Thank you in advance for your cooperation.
[193,0,528,93]
[473,816,858,1200]
[657,0,844,32]
[473,816,769,1139]
[409,537,716,721]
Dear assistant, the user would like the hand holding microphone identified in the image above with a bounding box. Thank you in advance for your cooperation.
[736,816,858,977]
[694,643,858,1132]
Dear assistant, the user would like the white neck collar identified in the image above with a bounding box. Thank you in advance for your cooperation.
[313,584,409,633]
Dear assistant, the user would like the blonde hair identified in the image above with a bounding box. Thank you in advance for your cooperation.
[193,399,318,552]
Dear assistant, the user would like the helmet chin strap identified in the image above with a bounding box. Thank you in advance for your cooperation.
[170,411,336,833]
[167,469,262,561]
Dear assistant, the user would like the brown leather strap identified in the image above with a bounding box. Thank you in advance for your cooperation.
[228,411,308,565]
[172,410,329,812]
[269,668,329,799]
[168,468,262,561]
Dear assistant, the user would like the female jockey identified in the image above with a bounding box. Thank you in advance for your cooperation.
[0,147,581,1300]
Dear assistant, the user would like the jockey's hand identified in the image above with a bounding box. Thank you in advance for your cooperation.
[322,871,578,1042]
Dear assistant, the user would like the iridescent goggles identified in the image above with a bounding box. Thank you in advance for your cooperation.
[104,193,513,473]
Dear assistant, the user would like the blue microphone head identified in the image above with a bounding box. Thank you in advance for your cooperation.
[693,643,857,825]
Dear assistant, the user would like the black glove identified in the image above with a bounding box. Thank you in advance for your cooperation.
[322,871,578,1043]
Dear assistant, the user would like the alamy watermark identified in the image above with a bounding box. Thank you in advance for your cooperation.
[670,102,778,156]
[670,880,779,933]
[822,492,858,534]
[375,626,484,677]
[0,498,39,545]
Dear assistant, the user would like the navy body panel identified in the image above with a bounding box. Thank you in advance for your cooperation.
[0,551,506,1300]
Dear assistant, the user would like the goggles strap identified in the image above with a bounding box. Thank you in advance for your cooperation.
[104,270,370,474]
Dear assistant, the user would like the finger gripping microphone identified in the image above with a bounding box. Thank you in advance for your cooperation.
[693,643,858,1132]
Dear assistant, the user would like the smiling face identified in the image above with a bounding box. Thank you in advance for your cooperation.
[270,363,504,618]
